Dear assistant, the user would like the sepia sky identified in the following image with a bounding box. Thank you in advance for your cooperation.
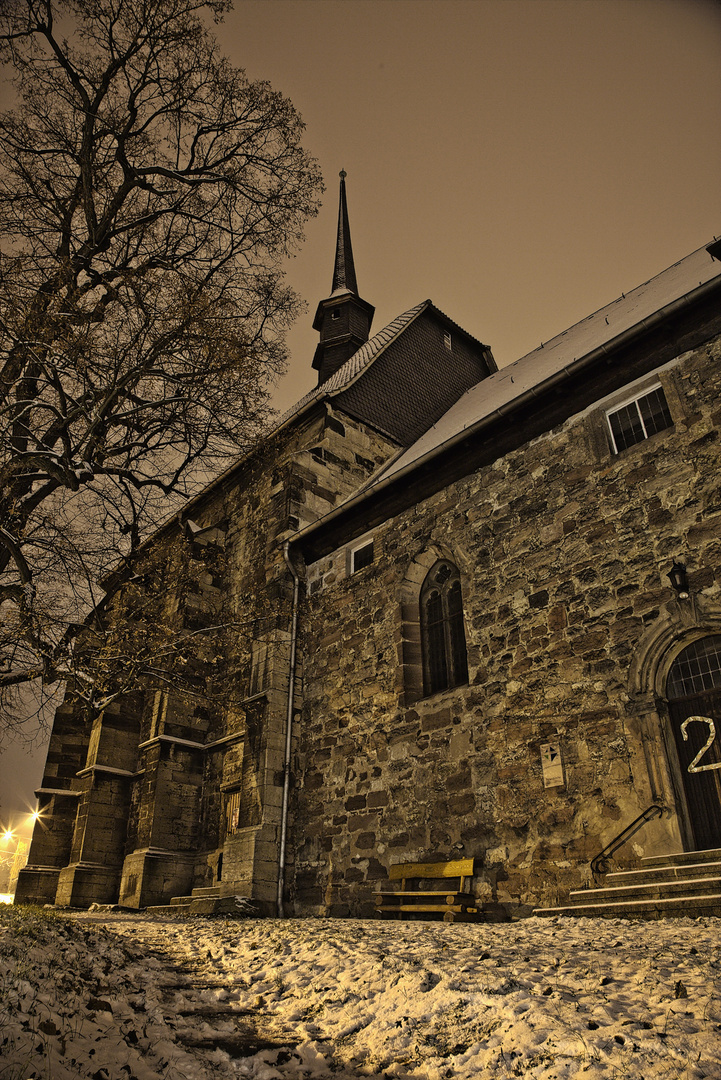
[224,0,721,414]
[2,0,721,838]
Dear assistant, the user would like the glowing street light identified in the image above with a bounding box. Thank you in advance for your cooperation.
[0,817,35,900]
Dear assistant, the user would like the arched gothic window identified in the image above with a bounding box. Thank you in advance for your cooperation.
[420,560,468,696]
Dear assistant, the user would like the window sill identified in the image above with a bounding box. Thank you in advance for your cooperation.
[417,680,470,705]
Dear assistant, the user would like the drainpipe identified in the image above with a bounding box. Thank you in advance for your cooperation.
[277,541,300,917]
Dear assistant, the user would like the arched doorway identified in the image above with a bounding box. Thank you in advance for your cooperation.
[666,636,721,850]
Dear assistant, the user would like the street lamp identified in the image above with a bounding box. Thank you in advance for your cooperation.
[1,810,39,899]
[667,561,690,600]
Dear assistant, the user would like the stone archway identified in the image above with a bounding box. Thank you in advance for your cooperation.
[665,637,721,850]
[629,596,721,851]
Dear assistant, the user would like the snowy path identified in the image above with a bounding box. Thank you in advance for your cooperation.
[1,906,720,1079]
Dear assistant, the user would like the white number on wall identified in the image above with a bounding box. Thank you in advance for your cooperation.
[680,715,721,774]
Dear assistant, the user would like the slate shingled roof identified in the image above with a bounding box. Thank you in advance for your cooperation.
[281,297,496,449]
[159,297,489,541]
[280,301,428,428]
[369,241,721,487]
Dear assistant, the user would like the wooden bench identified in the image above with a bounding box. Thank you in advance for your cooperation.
[374,858,484,922]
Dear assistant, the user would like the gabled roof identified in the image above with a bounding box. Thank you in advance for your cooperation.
[134,297,488,552]
[369,241,721,486]
[291,237,721,561]
[282,297,496,433]
[281,301,428,428]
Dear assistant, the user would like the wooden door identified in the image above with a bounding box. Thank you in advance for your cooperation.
[667,637,721,852]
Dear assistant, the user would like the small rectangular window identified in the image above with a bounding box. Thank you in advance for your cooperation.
[443,331,452,350]
[606,384,673,454]
[351,539,374,573]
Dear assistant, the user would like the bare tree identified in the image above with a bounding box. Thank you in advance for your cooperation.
[0,0,322,721]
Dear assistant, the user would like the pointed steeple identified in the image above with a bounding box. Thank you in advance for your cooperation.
[332,169,358,295]
[313,171,375,385]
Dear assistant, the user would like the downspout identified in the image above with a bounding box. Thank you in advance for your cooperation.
[277,540,300,917]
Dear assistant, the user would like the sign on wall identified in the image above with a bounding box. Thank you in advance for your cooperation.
[541,742,565,789]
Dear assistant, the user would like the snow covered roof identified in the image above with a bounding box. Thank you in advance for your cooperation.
[369,241,721,487]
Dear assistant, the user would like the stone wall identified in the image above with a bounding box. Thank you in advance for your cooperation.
[18,401,401,910]
[205,403,400,911]
[293,335,721,917]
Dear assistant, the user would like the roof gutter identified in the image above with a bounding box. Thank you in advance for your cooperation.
[290,273,721,558]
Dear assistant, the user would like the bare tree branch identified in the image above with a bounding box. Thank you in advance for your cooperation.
[0,0,322,721]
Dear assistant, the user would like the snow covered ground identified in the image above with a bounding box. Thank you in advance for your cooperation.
[1,904,719,1080]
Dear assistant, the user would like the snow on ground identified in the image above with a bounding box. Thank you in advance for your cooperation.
[1,905,720,1080]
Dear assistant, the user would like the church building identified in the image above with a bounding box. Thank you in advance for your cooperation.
[16,178,721,919]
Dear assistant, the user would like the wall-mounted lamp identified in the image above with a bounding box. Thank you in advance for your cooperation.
[667,561,690,600]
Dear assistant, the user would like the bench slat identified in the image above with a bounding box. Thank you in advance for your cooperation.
[374,891,472,904]
[375,903,479,914]
[375,858,486,923]
[387,858,474,881]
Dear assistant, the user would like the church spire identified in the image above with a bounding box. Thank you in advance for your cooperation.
[332,169,358,295]
[312,172,375,385]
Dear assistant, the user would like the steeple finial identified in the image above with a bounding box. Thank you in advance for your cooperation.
[332,169,358,295]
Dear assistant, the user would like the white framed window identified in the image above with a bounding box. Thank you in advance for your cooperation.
[606,383,673,454]
[443,331,452,350]
[350,538,374,574]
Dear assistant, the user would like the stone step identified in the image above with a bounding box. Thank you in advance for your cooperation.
[640,847,721,868]
[190,886,223,898]
[533,847,721,920]
[606,860,721,886]
[534,892,721,920]
[145,893,257,917]
[569,874,721,904]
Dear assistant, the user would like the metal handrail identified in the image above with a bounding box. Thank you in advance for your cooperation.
[590,803,666,877]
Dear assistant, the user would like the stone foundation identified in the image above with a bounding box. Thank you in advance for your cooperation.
[55,863,121,908]
[119,849,195,908]
[13,866,61,906]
